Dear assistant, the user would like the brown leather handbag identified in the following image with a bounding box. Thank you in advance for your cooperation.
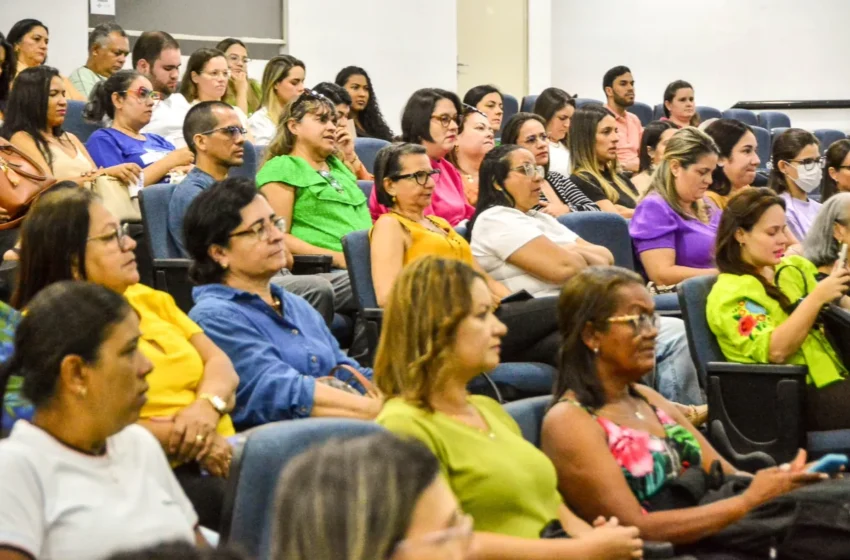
[0,137,57,230]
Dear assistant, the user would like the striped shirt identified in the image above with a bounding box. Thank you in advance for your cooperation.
[540,171,600,212]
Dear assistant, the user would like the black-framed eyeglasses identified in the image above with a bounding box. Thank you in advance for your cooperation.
[837,166,850,171]
[229,217,287,242]
[787,157,825,171]
[391,169,441,186]
[87,222,132,250]
[511,163,545,178]
[431,113,460,128]
[608,312,660,333]
[198,125,247,138]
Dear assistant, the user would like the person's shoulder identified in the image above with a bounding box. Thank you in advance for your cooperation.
[85,127,117,143]
[710,272,766,300]
[376,398,430,424]
[124,283,178,313]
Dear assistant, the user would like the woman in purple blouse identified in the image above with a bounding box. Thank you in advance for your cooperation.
[630,127,721,286]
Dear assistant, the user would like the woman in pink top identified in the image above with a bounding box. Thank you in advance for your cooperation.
[369,88,474,226]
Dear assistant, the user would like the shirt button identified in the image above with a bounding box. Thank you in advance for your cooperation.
[291,329,299,335]
[310,356,317,363]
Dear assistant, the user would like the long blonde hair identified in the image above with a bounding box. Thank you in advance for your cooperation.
[568,104,635,203]
[263,90,336,164]
[259,54,304,126]
[643,127,718,223]
[374,256,483,411]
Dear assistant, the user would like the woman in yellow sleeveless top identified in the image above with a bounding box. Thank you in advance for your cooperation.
[370,142,562,367]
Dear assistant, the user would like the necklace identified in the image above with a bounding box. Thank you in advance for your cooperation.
[444,406,496,440]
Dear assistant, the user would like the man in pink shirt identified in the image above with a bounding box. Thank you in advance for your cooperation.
[603,65,643,173]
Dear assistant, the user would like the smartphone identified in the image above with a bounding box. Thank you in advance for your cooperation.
[839,243,849,269]
[500,290,533,304]
[807,453,848,474]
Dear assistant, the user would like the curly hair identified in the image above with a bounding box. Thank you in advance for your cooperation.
[335,66,394,141]
[373,256,483,410]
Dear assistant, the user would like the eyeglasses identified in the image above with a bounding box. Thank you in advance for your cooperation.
[431,113,460,128]
[294,88,329,106]
[229,217,287,242]
[462,103,488,120]
[523,132,549,144]
[788,157,826,171]
[391,169,441,186]
[121,87,162,103]
[318,170,344,193]
[608,312,661,333]
[227,54,251,65]
[201,70,232,80]
[393,512,474,555]
[511,163,545,178]
[87,222,132,250]
[198,125,247,138]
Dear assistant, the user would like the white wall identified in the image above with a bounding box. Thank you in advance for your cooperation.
[550,0,850,132]
[527,0,551,96]
[286,0,457,134]
[3,0,89,77]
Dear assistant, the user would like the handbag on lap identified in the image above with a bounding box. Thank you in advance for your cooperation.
[0,137,57,230]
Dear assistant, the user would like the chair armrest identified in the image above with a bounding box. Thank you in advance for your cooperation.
[706,362,807,376]
[291,254,333,275]
[152,258,192,269]
[361,308,384,322]
[642,541,675,558]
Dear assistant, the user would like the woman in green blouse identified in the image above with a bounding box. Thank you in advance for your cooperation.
[707,187,850,430]
[375,256,644,560]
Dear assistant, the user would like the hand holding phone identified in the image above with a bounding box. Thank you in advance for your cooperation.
[807,453,848,474]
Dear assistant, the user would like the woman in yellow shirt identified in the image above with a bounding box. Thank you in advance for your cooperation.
[375,256,644,560]
[369,142,562,367]
[12,187,239,529]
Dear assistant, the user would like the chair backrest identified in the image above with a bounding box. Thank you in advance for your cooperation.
[751,126,771,172]
[652,103,665,121]
[575,98,603,108]
[357,180,373,199]
[695,106,722,122]
[501,94,519,135]
[815,129,849,155]
[627,102,653,126]
[222,418,385,559]
[341,229,378,311]
[520,94,538,113]
[354,138,390,174]
[757,111,791,130]
[771,127,791,147]
[722,108,758,127]
[138,183,182,260]
[504,396,551,448]
[677,275,724,387]
[228,141,258,179]
[64,100,102,143]
[557,212,634,269]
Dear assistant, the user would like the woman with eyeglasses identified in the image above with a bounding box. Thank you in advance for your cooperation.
[707,187,850,431]
[85,70,195,186]
[463,85,504,135]
[568,105,640,218]
[376,257,644,560]
[532,87,576,177]
[216,38,262,117]
[248,55,306,146]
[541,266,838,555]
[369,88,474,227]
[822,139,850,202]
[371,143,563,367]
[273,432,473,560]
[501,113,599,216]
[446,106,495,205]
[184,178,381,428]
[0,66,139,187]
[335,65,394,141]
[10,187,241,530]
[767,128,823,240]
[143,48,251,149]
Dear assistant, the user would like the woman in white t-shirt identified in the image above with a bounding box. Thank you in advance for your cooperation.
[469,145,614,297]
[142,48,250,149]
[0,282,201,560]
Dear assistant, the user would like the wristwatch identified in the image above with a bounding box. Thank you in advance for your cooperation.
[198,393,227,415]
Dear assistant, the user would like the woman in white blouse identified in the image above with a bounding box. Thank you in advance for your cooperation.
[0,282,202,560]
[143,48,250,149]
[247,55,306,146]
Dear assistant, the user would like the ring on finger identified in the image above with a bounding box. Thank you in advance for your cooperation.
[195,434,205,443]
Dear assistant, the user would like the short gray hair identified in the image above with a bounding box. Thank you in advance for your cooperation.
[803,192,850,267]
[88,22,126,51]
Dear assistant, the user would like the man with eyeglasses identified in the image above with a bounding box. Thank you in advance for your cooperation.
[69,23,130,98]
[168,101,336,323]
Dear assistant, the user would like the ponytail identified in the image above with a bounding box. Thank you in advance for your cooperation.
[83,69,142,123]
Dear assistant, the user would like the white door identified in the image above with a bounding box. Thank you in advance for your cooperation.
[457,0,528,100]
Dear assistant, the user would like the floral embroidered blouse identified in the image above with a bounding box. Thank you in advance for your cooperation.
[706,259,846,388]
[563,397,702,504]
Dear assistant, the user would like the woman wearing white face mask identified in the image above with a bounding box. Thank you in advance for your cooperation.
[768,128,823,240]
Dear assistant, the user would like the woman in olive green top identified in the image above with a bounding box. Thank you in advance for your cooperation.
[257,90,372,268]
[707,187,850,431]
[376,256,644,560]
